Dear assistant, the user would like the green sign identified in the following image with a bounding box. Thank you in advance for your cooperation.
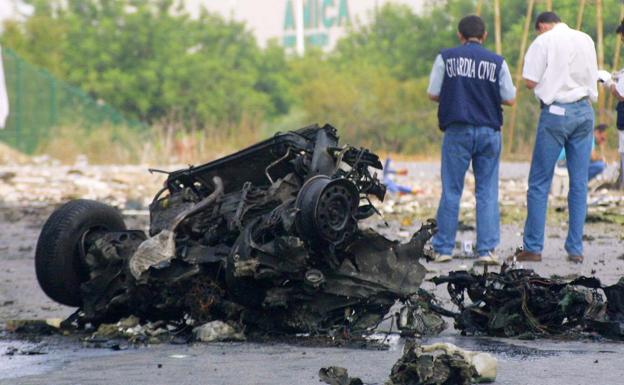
[283,0,351,48]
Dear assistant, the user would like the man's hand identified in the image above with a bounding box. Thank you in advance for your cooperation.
[597,69,613,84]
[524,79,538,89]
[502,98,516,106]
[611,83,624,101]
[428,94,440,102]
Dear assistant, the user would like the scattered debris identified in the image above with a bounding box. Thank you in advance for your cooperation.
[193,321,245,342]
[456,221,475,232]
[81,315,176,346]
[320,341,496,385]
[5,319,62,335]
[318,366,363,385]
[386,341,496,385]
[396,290,447,337]
[383,158,418,194]
[431,269,624,340]
[4,343,48,356]
[33,125,436,340]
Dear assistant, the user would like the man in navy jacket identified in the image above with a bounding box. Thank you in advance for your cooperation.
[427,15,516,264]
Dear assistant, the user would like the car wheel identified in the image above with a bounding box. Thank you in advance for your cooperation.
[35,199,126,306]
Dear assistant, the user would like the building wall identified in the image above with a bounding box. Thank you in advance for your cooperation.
[0,0,438,51]
[184,0,436,50]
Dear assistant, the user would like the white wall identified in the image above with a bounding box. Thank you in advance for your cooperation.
[0,0,34,28]
[0,0,436,50]
[184,0,435,50]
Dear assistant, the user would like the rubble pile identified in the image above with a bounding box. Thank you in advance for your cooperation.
[0,161,162,208]
[319,341,496,385]
[431,268,624,340]
[386,341,496,385]
[318,367,363,385]
[34,125,438,338]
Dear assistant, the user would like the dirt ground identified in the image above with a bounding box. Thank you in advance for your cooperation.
[1,161,623,385]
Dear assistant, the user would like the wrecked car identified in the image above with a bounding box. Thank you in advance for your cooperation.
[430,268,624,340]
[34,124,436,336]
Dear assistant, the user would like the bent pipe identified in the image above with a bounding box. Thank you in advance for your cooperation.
[170,176,224,232]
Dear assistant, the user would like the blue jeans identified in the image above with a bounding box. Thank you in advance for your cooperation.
[620,154,624,189]
[588,160,606,181]
[523,100,594,256]
[432,124,501,256]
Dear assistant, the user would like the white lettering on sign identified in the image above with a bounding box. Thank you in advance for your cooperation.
[446,57,498,83]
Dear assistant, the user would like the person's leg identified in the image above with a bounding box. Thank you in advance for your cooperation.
[620,153,624,189]
[587,160,606,181]
[564,108,594,256]
[523,112,565,254]
[432,125,473,255]
[472,126,501,256]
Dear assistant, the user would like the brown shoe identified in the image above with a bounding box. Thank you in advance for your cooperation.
[567,254,583,264]
[515,250,542,262]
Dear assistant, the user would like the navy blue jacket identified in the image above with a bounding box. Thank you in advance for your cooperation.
[617,101,624,131]
[438,42,504,130]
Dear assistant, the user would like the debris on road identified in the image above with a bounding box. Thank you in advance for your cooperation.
[4,343,49,356]
[319,341,496,385]
[431,268,624,340]
[4,319,62,335]
[395,290,447,337]
[33,125,437,339]
[193,320,245,342]
[318,366,363,385]
[386,341,497,385]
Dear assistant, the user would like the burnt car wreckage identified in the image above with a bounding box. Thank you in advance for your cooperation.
[34,124,437,336]
[430,268,624,340]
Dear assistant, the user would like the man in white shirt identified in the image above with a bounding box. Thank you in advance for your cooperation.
[0,45,8,129]
[516,12,597,264]
[609,20,624,189]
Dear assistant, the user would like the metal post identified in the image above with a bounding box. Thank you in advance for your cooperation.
[494,0,502,55]
[576,0,586,30]
[295,0,305,56]
[608,4,624,110]
[14,53,22,151]
[597,0,606,124]
[476,0,484,16]
[506,0,535,155]
[50,76,57,128]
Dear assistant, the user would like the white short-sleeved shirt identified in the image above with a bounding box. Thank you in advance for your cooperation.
[0,46,9,129]
[615,73,624,97]
[612,76,624,153]
[522,23,598,105]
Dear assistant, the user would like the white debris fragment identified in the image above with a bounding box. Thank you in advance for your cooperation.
[128,230,176,279]
[193,321,245,342]
[419,342,497,383]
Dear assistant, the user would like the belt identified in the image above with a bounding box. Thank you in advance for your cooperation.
[540,96,589,109]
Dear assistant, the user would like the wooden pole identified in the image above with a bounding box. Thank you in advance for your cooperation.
[576,0,586,30]
[597,0,606,124]
[506,0,535,154]
[494,0,502,54]
[607,4,624,110]
[476,0,484,16]
[546,0,552,11]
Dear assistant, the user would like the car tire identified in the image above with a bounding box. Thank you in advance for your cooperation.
[35,199,126,306]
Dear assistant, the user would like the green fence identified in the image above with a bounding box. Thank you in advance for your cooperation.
[0,47,143,154]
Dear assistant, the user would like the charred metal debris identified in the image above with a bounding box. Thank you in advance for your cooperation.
[35,124,438,339]
[430,268,624,340]
[319,341,497,385]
